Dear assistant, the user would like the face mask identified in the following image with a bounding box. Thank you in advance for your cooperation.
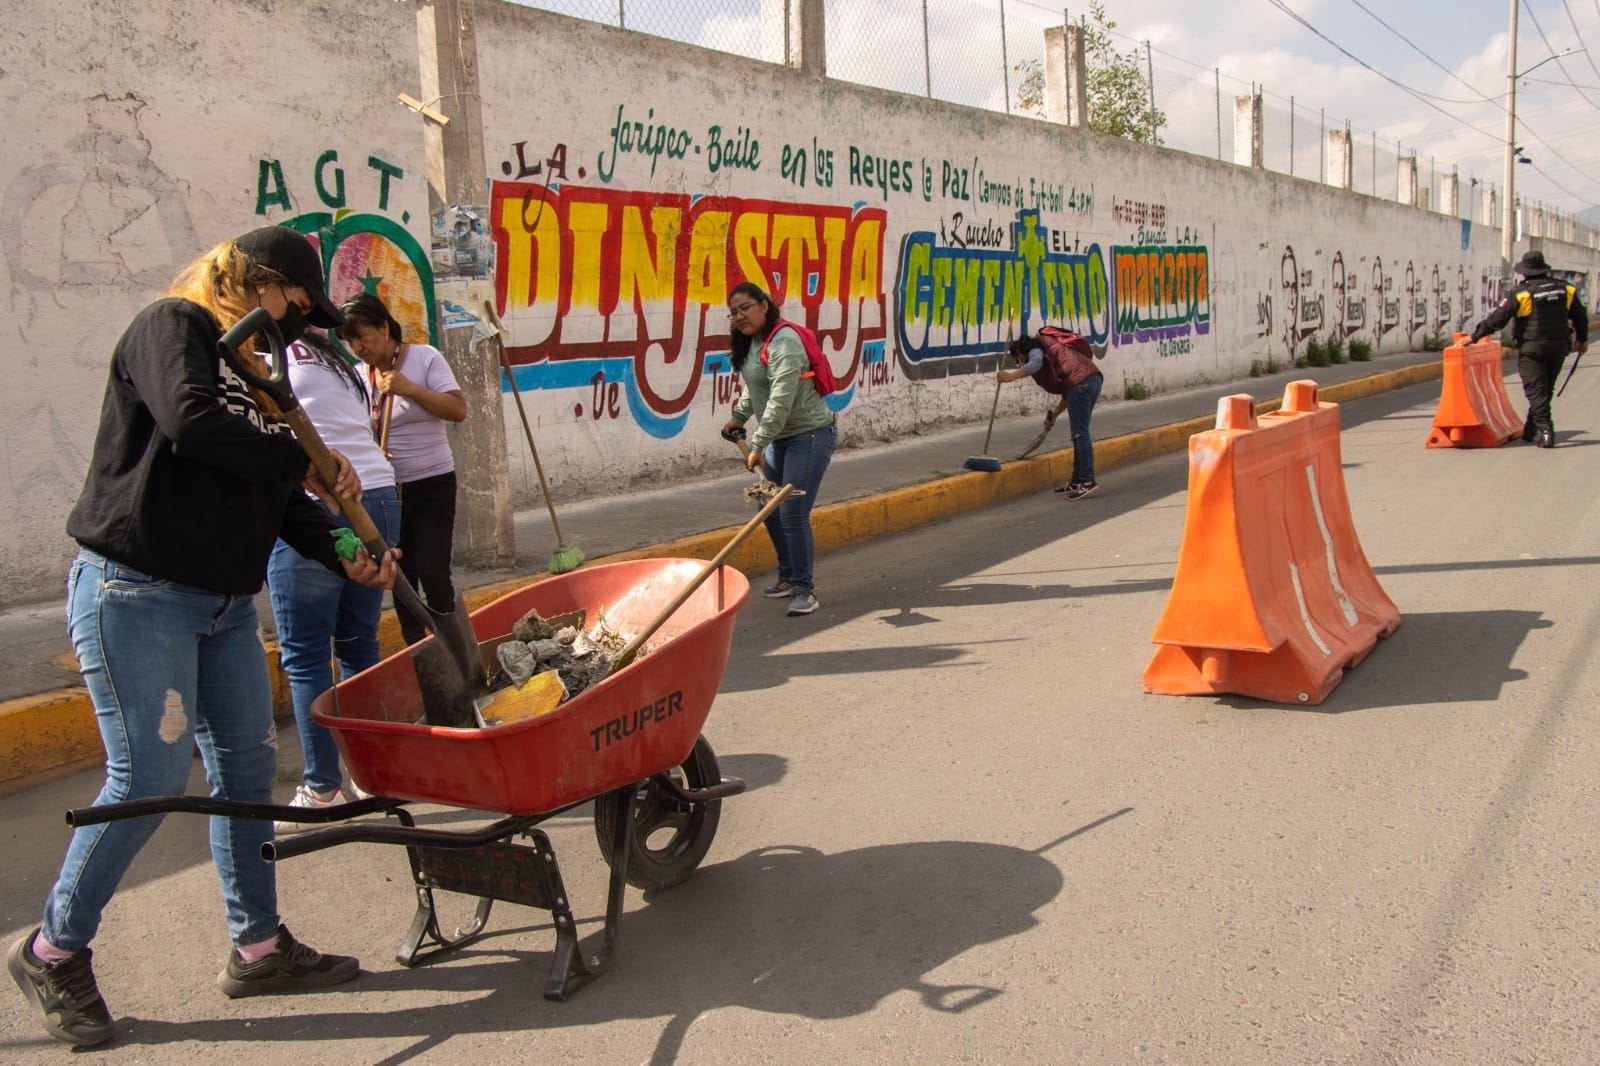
[274,300,308,345]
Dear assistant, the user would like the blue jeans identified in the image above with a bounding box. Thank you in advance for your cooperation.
[45,550,280,951]
[759,422,837,592]
[267,486,401,793]
[1065,374,1102,485]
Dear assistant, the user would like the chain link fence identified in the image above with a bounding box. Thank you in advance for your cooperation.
[510,0,1589,239]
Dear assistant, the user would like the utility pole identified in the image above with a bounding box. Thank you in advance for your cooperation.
[416,0,515,567]
[1500,0,1519,295]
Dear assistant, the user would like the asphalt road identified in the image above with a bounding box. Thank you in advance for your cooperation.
[3,371,1599,1064]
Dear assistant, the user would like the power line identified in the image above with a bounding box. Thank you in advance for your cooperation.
[1343,0,1501,105]
[1269,0,1600,203]
[1559,0,1600,89]
[1521,0,1600,112]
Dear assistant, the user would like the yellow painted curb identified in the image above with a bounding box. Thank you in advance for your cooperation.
[0,361,1447,796]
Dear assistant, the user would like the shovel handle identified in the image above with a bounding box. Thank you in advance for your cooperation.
[611,484,797,673]
[216,310,440,636]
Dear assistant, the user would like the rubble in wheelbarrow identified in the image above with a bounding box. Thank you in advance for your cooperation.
[492,607,648,702]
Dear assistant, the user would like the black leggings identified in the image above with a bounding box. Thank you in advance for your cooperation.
[396,471,458,646]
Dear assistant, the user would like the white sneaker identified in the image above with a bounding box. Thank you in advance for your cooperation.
[274,784,351,834]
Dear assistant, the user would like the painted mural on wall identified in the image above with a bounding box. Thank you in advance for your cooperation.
[491,105,1227,422]
[489,176,887,438]
[1256,245,1483,362]
[255,150,437,346]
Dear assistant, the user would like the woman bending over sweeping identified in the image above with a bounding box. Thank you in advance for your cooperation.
[720,281,837,617]
[10,226,396,1048]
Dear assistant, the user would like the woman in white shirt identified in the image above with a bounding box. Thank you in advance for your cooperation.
[265,330,401,824]
[337,292,467,647]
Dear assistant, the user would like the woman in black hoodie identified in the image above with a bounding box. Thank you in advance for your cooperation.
[8,226,395,1048]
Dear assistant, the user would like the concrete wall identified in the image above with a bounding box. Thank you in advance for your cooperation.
[2,0,1597,605]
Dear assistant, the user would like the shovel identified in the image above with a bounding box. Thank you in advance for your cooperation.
[609,484,796,674]
[218,308,487,728]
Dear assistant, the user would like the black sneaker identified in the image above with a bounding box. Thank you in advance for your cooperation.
[7,929,114,1047]
[762,580,794,599]
[787,591,819,616]
[216,925,359,998]
[1537,427,1556,448]
[1056,480,1098,500]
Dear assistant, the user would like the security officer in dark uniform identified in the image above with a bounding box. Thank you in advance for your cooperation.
[1469,249,1588,448]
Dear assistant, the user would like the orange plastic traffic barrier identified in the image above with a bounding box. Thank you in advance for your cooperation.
[1142,380,1400,705]
[1425,332,1522,448]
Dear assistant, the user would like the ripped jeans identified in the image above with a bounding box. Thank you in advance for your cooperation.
[42,549,280,952]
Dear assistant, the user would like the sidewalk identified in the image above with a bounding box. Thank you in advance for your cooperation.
[0,349,1450,790]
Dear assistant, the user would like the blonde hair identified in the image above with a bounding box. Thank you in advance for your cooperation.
[166,239,290,414]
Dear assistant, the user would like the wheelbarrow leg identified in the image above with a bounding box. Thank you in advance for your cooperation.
[544,786,632,1001]
[395,807,497,967]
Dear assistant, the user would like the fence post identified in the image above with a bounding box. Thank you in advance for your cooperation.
[1066,23,1088,128]
[763,0,824,74]
[1398,153,1417,206]
[1000,0,1011,115]
[1215,68,1222,160]
[1044,26,1069,123]
[1144,40,1157,141]
[1326,124,1353,190]
[1233,89,1262,169]
[922,0,931,96]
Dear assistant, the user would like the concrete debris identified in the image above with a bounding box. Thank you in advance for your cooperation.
[495,607,649,703]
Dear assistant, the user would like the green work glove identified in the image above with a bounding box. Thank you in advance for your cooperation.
[330,527,363,562]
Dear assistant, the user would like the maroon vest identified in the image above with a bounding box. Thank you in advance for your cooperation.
[1034,327,1101,395]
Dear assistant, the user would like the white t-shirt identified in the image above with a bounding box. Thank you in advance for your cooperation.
[374,343,459,483]
[287,342,395,492]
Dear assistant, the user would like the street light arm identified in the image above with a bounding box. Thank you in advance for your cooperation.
[1517,48,1584,78]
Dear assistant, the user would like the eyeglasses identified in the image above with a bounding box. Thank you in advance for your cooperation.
[727,301,762,320]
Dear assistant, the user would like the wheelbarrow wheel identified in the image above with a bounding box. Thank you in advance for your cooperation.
[594,735,723,891]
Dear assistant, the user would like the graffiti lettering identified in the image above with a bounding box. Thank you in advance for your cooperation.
[501,141,572,182]
[491,181,884,438]
[597,104,694,182]
[947,212,1006,250]
[848,147,913,200]
[589,371,622,420]
[1026,178,1064,213]
[255,154,410,220]
[940,160,971,201]
[1112,197,1166,230]
[977,171,1013,207]
[1111,245,1211,346]
[257,159,291,214]
[706,125,761,174]
[898,209,1110,360]
[314,150,346,209]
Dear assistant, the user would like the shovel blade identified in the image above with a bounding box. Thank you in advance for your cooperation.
[409,640,477,728]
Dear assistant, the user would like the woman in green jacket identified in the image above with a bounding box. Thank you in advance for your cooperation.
[720,282,837,616]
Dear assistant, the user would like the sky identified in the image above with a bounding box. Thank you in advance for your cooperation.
[524,0,1600,216]
[1105,0,1600,217]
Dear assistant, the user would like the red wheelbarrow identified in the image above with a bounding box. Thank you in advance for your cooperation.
[68,558,751,1002]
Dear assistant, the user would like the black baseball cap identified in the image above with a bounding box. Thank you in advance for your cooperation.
[233,226,346,328]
